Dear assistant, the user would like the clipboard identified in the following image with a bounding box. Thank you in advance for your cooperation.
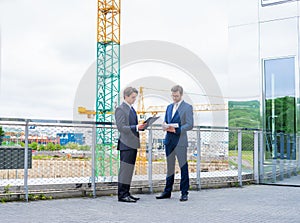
[143,116,160,128]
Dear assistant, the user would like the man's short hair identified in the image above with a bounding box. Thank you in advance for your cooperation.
[171,85,183,95]
[123,87,138,98]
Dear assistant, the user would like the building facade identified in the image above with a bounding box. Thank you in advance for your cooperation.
[229,0,300,181]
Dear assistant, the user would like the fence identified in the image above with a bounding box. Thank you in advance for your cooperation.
[260,131,300,184]
[0,118,259,202]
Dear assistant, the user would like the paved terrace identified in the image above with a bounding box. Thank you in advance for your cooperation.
[1,176,300,223]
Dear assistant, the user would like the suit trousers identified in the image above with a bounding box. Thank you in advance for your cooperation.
[118,149,137,199]
[164,144,189,195]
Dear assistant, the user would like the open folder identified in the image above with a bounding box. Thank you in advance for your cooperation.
[143,116,160,128]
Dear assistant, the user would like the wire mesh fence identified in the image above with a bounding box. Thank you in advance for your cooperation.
[0,119,94,188]
[0,118,261,201]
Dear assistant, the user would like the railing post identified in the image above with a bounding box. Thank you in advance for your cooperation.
[259,131,264,183]
[286,134,291,160]
[24,119,29,202]
[295,135,299,175]
[91,124,96,198]
[271,132,277,183]
[196,128,201,191]
[147,128,153,193]
[253,131,259,184]
[237,130,242,187]
[292,134,297,176]
[286,134,291,178]
[279,132,284,181]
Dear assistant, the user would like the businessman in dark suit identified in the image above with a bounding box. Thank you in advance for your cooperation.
[115,87,146,203]
[156,85,194,202]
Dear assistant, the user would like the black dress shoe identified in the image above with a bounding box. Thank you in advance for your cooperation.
[75,183,82,188]
[118,196,137,203]
[156,192,171,199]
[180,194,188,202]
[129,195,140,201]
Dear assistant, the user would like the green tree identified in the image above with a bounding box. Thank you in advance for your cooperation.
[46,142,56,151]
[265,96,296,133]
[38,144,45,151]
[55,144,62,151]
[66,142,79,150]
[29,142,38,150]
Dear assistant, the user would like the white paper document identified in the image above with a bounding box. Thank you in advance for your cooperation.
[162,123,179,130]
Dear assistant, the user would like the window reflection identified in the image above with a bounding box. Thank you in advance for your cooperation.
[264,57,296,160]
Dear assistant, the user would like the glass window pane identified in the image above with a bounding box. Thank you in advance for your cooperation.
[264,57,296,159]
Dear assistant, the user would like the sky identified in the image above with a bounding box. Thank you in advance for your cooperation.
[0,0,299,123]
[0,0,96,119]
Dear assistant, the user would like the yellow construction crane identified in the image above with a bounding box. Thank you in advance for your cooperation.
[135,86,148,175]
[146,104,228,115]
[137,86,146,119]
[77,106,114,118]
[78,87,228,175]
[78,103,228,119]
[78,107,96,118]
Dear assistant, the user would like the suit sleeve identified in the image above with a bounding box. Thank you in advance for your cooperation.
[176,104,194,135]
[164,106,169,123]
[115,107,136,133]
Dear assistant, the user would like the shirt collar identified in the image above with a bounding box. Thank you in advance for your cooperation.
[124,101,132,108]
[175,100,183,108]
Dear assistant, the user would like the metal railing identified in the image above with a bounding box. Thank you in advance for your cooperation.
[260,131,300,184]
[0,117,261,202]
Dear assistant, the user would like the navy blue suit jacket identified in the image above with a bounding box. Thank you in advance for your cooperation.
[164,101,193,147]
[115,102,140,150]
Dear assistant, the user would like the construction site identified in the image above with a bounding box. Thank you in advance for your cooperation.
[1,0,300,204]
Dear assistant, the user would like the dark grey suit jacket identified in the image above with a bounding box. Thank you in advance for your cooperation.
[115,102,140,150]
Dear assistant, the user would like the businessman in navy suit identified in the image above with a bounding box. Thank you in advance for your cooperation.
[156,85,194,201]
[115,87,146,202]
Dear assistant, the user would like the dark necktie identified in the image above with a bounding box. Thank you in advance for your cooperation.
[130,106,138,123]
[131,106,136,114]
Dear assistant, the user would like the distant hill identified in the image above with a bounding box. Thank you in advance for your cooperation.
[228,100,261,129]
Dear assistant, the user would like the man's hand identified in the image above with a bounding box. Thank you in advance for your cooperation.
[138,123,147,131]
[166,126,176,133]
[162,122,176,133]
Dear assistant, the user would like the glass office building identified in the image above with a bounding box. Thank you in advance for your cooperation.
[229,0,300,182]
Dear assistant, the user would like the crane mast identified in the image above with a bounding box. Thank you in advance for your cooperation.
[96,0,121,177]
